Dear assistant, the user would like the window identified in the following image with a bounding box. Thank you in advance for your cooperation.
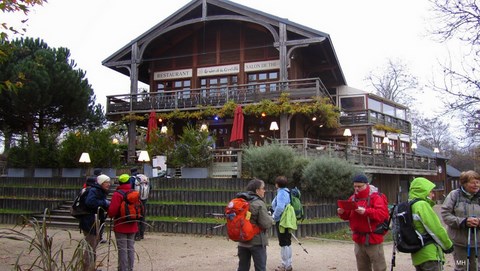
[396,108,406,120]
[247,71,279,93]
[383,103,395,116]
[340,96,365,111]
[368,98,382,112]
[157,79,191,98]
[200,75,238,98]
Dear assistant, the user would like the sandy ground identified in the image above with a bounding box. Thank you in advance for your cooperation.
[0,224,456,271]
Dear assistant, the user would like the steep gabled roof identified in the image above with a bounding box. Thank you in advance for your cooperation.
[102,0,346,85]
[446,164,461,178]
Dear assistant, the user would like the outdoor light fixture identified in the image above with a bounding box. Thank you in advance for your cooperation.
[79,152,91,177]
[200,124,208,132]
[343,128,352,137]
[112,138,119,145]
[411,142,417,150]
[79,152,91,163]
[433,147,440,154]
[160,126,168,134]
[261,112,266,117]
[269,121,279,131]
[382,137,390,144]
[312,116,317,121]
[138,150,150,163]
[270,121,279,139]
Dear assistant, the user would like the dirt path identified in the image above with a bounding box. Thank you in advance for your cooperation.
[0,224,456,270]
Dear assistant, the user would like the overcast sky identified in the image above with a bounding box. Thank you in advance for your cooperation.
[5,0,454,117]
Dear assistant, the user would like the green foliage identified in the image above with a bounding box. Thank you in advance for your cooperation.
[170,124,214,168]
[0,37,105,152]
[302,156,358,198]
[290,156,311,188]
[242,142,297,185]
[146,125,175,157]
[59,127,121,168]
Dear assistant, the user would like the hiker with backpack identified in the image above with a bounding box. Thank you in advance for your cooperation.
[108,173,140,271]
[81,174,111,271]
[337,174,389,271]
[407,177,453,271]
[233,178,274,271]
[134,173,151,241]
[441,170,480,271]
[272,176,295,271]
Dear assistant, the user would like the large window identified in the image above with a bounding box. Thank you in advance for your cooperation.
[200,76,238,98]
[340,96,365,111]
[157,79,191,98]
[247,71,279,93]
[368,98,381,112]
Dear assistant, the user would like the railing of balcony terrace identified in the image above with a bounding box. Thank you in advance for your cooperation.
[340,110,411,134]
[276,138,436,171]
[106,78,332,115]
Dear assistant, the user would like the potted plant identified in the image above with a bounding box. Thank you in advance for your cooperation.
[171,124,214,178]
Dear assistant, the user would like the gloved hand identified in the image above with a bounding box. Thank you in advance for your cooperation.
[443,246,454,254]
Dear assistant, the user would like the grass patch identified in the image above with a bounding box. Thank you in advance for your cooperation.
[148,201,225,206]
[148,216,222,223]
[299,217,343,224]
[0,209,34,214]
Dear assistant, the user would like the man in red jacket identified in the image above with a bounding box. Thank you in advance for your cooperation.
[108,174,139,271]
[337,174,389,271]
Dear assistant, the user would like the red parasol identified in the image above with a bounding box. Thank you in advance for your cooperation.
[146,110,158,143]
[230,105,244,143]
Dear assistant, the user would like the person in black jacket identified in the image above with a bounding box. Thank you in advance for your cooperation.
[79,174,111,271]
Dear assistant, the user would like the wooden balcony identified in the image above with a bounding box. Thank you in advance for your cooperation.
[105,78,331,117]
[340,110,411,134]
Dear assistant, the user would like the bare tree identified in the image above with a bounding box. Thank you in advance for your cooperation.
[365,58,419,107]
[411,114,455,154]
[428,0,480,142]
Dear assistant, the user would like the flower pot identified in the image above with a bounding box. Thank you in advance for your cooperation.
[181,167,209,179]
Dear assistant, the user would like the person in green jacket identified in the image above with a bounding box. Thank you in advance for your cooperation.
[409,177,453,271]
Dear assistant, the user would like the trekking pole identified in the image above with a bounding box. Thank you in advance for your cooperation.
[291,232,308,254]
[103,218,112,271]
[390,242,396,271]
[467,226,472,271]
[475,224,478,271]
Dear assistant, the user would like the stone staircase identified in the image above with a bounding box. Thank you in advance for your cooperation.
[0,177,348,237]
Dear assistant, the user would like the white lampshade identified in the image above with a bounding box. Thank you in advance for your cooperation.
[160,126,168,134]
[343,128,352,137]
[411,142,417,150]
[138,150,150,162]
[269,121,279,131]
[382,137,390,144]
[200,124,208,132]
[79,152,91,163]
[433,147,440,154]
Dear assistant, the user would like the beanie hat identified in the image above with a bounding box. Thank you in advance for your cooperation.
[93,168,103,176]
[353,174,369,183]
[97,174,111,185]
[119,174,130,184]
[130,167,138,175]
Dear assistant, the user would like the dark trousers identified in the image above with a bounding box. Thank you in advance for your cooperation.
[237,245,267,271]
[136,199,147,238]
[275,222,292,246]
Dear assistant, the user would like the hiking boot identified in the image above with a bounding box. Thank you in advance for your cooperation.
[134,235,142,241]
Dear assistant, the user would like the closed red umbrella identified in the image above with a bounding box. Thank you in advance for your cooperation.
[146,110,158,143]
[230,105,244,143]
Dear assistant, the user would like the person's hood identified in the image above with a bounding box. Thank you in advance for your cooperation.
[409,177,435,200]
[235,191,260,201]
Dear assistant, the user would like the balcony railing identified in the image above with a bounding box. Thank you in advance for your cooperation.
[208,138,437,177]
[106,78,331,115]
[340,110,411,134]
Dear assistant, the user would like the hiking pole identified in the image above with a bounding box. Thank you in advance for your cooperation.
[390,242,396,271]
[475,225,478,271]
[467,226,472,271]
[291,232,308,254]
[107,218,113,271]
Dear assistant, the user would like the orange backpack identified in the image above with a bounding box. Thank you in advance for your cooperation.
[225,197,261,242]
[117,190,144,222]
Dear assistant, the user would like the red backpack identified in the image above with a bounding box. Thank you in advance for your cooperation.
[225,197,261,242]
[117,190,144,222]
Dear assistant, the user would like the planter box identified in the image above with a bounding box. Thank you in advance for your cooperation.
[181,167,209,178]
[34,168,53,177]
[61,168,82,177]
[7,168,26,177]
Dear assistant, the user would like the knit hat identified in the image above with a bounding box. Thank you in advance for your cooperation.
[97,174,111,185]
[130,167,138,175]
[118,174,130,184]
[93,168,103,176]
[353,174,369,183]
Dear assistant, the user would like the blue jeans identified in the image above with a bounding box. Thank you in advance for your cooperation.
[237,245,267,271]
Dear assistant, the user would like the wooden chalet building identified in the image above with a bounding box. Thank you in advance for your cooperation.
[102,0,442,202]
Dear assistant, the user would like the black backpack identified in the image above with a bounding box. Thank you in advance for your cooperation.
[391,198,434,253]
[70,187,91,219]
